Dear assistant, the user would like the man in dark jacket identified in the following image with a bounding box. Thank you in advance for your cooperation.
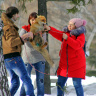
[1,6,35,96]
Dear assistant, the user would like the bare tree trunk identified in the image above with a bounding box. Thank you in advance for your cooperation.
[38,0,51,94]
[38,0,47,19]
[0,18,11,96]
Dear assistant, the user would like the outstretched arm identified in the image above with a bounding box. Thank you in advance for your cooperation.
[44,24,64,42]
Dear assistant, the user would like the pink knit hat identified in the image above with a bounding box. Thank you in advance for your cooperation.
[69,18,87,28]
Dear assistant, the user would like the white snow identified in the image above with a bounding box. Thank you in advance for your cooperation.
[8,75,96,96]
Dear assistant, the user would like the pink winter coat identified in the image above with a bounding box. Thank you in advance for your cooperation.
[49,27,86,79]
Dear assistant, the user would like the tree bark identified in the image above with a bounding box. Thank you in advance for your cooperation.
[0,18,11,96]
[38,0,51,94]
[44,62,51,94]
[38,0,47,19]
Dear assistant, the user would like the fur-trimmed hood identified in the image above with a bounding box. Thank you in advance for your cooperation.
[1,13,19,31]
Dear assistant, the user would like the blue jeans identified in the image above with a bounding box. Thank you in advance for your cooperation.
[57,76,84,96]
[4,56,35,96]
[20,61,45,96]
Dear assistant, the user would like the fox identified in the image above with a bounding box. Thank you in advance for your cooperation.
[30,15,54,67]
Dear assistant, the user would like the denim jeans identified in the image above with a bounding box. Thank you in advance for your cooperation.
[20,61,45,96]
[4,56,35,96]
[57,76,84,96]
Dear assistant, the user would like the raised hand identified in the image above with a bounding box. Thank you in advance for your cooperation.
[63,33,68,40]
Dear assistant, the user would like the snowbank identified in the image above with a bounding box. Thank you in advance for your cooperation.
[8,75,96,96]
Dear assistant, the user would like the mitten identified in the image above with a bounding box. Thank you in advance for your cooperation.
[62,26,68,32]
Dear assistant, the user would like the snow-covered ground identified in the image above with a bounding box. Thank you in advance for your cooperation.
[8,75,96,96]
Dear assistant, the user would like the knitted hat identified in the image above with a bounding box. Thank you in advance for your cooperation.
[69,18,87,28]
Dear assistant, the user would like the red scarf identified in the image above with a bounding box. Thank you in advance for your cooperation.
[22,24,30,32]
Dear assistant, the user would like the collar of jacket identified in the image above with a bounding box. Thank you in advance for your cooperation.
[1,13,19,31]
[22,24,30,32]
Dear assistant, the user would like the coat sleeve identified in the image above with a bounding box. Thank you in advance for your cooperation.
[66,33,85,50]
[19,28,27,36]
[4,27,23,47]
[48,26,64,42]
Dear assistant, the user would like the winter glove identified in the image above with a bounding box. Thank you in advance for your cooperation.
[62,26,68,32]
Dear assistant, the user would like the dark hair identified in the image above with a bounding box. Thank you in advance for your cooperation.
[28,12,37,25]
[6,6,19,18]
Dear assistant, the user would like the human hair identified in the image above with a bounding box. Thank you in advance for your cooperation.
[6,6,19,18]
[28,12,37,25]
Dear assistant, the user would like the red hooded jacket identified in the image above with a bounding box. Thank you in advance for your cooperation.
[48,27,86,79]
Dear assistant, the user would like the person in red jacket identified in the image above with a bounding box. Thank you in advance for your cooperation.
[44,18,87,96]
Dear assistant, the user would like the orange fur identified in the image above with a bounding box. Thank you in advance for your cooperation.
[30,15,46,34]
[30,15,54,67]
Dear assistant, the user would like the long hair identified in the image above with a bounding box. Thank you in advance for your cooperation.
[28,12,37,25]
[6,6,19,18]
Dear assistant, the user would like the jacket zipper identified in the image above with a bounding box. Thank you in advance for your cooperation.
[66,44,68,77]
